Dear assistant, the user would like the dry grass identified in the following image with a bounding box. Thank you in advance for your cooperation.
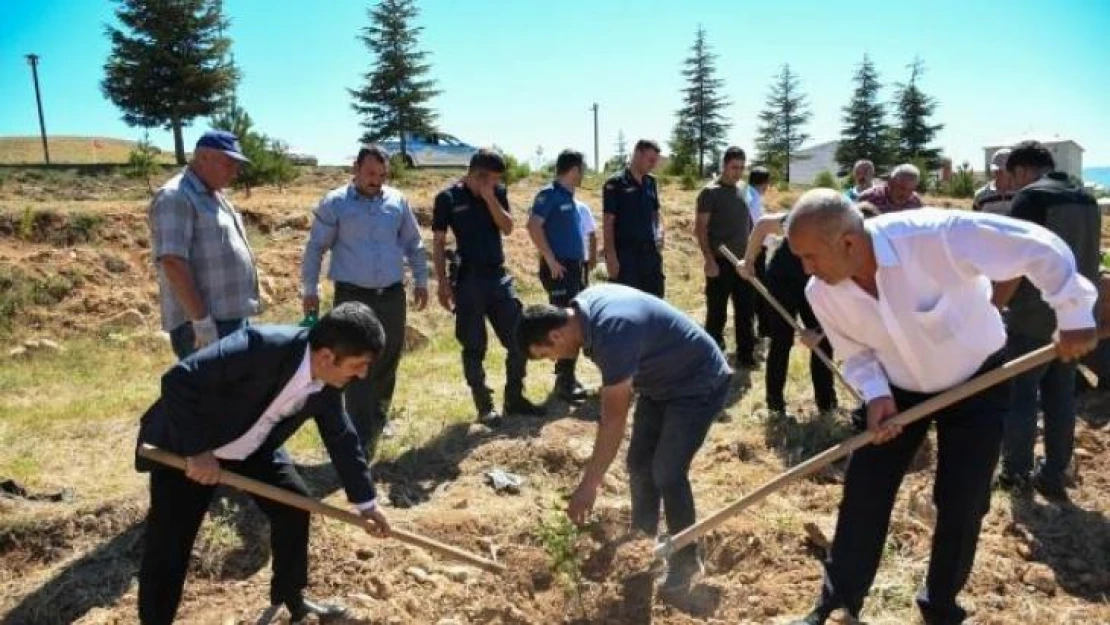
[0,168,1105,624]
[0,136,176,165]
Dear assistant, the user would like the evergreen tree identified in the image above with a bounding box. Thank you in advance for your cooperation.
[835,54,889,172]
[211,103,296,196]
[672,26,730,177]
[102,0,239,165]
[892,57,944,170]
[350,0,440,159]
[754,64,811,183]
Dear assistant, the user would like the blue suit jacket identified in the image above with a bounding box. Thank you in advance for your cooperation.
[136,325,376,505]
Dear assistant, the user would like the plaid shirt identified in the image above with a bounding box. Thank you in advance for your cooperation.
[148,168,261,331]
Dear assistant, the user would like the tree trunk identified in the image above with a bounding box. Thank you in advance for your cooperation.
[172,119,186,165]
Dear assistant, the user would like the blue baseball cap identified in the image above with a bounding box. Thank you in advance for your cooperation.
[195,129,250,163]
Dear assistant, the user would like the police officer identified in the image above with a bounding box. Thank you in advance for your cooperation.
[603,139,665,297]
[528,149,589,403]
[432,149,545,424]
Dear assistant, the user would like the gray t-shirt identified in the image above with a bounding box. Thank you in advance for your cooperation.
[696,180,751,258]
[574,284,731,400]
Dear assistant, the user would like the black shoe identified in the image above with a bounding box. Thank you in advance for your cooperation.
[556,379,588,403]
[996,470,1032,495]
[655,553,704,595]
[1032,469,1068,502]
[505,394,545,417]
[786,609,831,625]
[735,354,758,369]
[477,407,504,427]
[286,596,350,623]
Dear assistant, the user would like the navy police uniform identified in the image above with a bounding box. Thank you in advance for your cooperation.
[433,181,533,415]
[603,168,664,297]
[531,180,587,393]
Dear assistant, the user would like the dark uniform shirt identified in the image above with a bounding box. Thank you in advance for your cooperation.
[432,181,510,269]
[530,180,584,261]
[574,283,731,400]
[603,168,660,248]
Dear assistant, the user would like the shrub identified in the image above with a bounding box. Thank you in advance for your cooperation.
[126,133,160,195]
[941,161,975,199]
[502,152,532,185]
[813,170,839,190]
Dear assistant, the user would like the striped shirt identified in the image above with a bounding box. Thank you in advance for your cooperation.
[148,168,261,332]
[972,181,1014,215]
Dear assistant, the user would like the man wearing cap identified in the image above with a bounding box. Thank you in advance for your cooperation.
[301,145,429,457]
[603,139,666,298]
[148,130,261,360]
[972,149,1015,215]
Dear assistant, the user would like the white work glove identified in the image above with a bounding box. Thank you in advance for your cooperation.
[191,315,220,350]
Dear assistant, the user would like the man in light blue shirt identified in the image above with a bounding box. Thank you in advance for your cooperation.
[301,145,428,456]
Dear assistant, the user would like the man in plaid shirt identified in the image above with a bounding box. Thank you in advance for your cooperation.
[148,130,262,359]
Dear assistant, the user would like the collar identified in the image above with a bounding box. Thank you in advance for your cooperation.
[183,167,216,197]
[297,347,325,393]
[865,220,900,268]
[552,179,575,197]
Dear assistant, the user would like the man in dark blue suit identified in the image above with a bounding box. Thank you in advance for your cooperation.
[136,302,390,624]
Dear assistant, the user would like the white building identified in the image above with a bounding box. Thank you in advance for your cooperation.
[788,140,840,184]
[983,138,1083,179]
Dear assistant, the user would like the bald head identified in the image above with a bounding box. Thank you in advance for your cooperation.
[785,189,865,244]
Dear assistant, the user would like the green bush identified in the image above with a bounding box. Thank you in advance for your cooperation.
[941,162,975,199]
[680,165,699,191]
[502,153,532,185]
[813,170,839,190]
[126,133,160,194]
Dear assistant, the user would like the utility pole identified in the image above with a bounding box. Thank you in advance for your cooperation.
[25,54,50,164]
[590,102,600,172]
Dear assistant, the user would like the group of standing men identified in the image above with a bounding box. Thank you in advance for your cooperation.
[133,128,1102,624]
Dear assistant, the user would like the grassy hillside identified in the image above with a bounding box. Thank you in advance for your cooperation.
[0,135,176,165]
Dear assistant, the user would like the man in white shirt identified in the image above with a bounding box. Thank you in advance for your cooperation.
[783,190,1098,625]
[578,199,598,285]
[745,166,773,337]
[135,303,391,624]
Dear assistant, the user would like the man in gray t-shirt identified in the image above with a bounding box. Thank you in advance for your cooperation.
[694,146,756,366]
[518,284,731,595]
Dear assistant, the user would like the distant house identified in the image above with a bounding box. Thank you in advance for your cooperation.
[789,140,840,184]
[984,138,1083,179]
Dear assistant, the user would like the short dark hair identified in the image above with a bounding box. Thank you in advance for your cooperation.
[356,145,389,167]
[555,149,586,175]
[633,139,661,154]
[1006,141,1055,173]
[517,304,571,358]
[469,149,507,174]
[308,302,386,359]
[748,166,770,186]
[722,147,746,165]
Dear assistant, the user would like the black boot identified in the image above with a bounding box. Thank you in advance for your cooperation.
[556,375,588,403]
[504,388,545,417]
[472,387,502,427]
[286,595,349,623]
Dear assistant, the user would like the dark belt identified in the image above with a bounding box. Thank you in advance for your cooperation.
[458,264,506,279]
[335,281,403,296]
[616,241,658,253]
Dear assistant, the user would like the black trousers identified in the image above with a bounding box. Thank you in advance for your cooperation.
[453,270,527,399]
[334,281,406,456]
[613,243,665,298]
[539,259,585,384]
[815,353,1008,624]
[627,379,729,566]
[138,454,311,625]
[765,272,836,412]
[745,247,773,337]
[704,254,756,359]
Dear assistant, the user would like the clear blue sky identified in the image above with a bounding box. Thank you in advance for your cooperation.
[2,0,1109,170]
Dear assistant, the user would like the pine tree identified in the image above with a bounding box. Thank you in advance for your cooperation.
[754,64,811,183]
[102,0,239,165]
[350,0,440,160]
[892,57,944,170]
[835,54,889,172]
[211,103,295,196]
[672,26,730,177]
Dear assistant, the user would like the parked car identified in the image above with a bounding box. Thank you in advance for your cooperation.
[379,132,479,168]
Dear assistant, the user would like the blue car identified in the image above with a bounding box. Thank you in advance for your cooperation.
[379,132,479,168]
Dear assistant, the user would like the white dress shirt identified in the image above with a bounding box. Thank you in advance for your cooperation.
[213,348,377,511]
[806,209,1098,402]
